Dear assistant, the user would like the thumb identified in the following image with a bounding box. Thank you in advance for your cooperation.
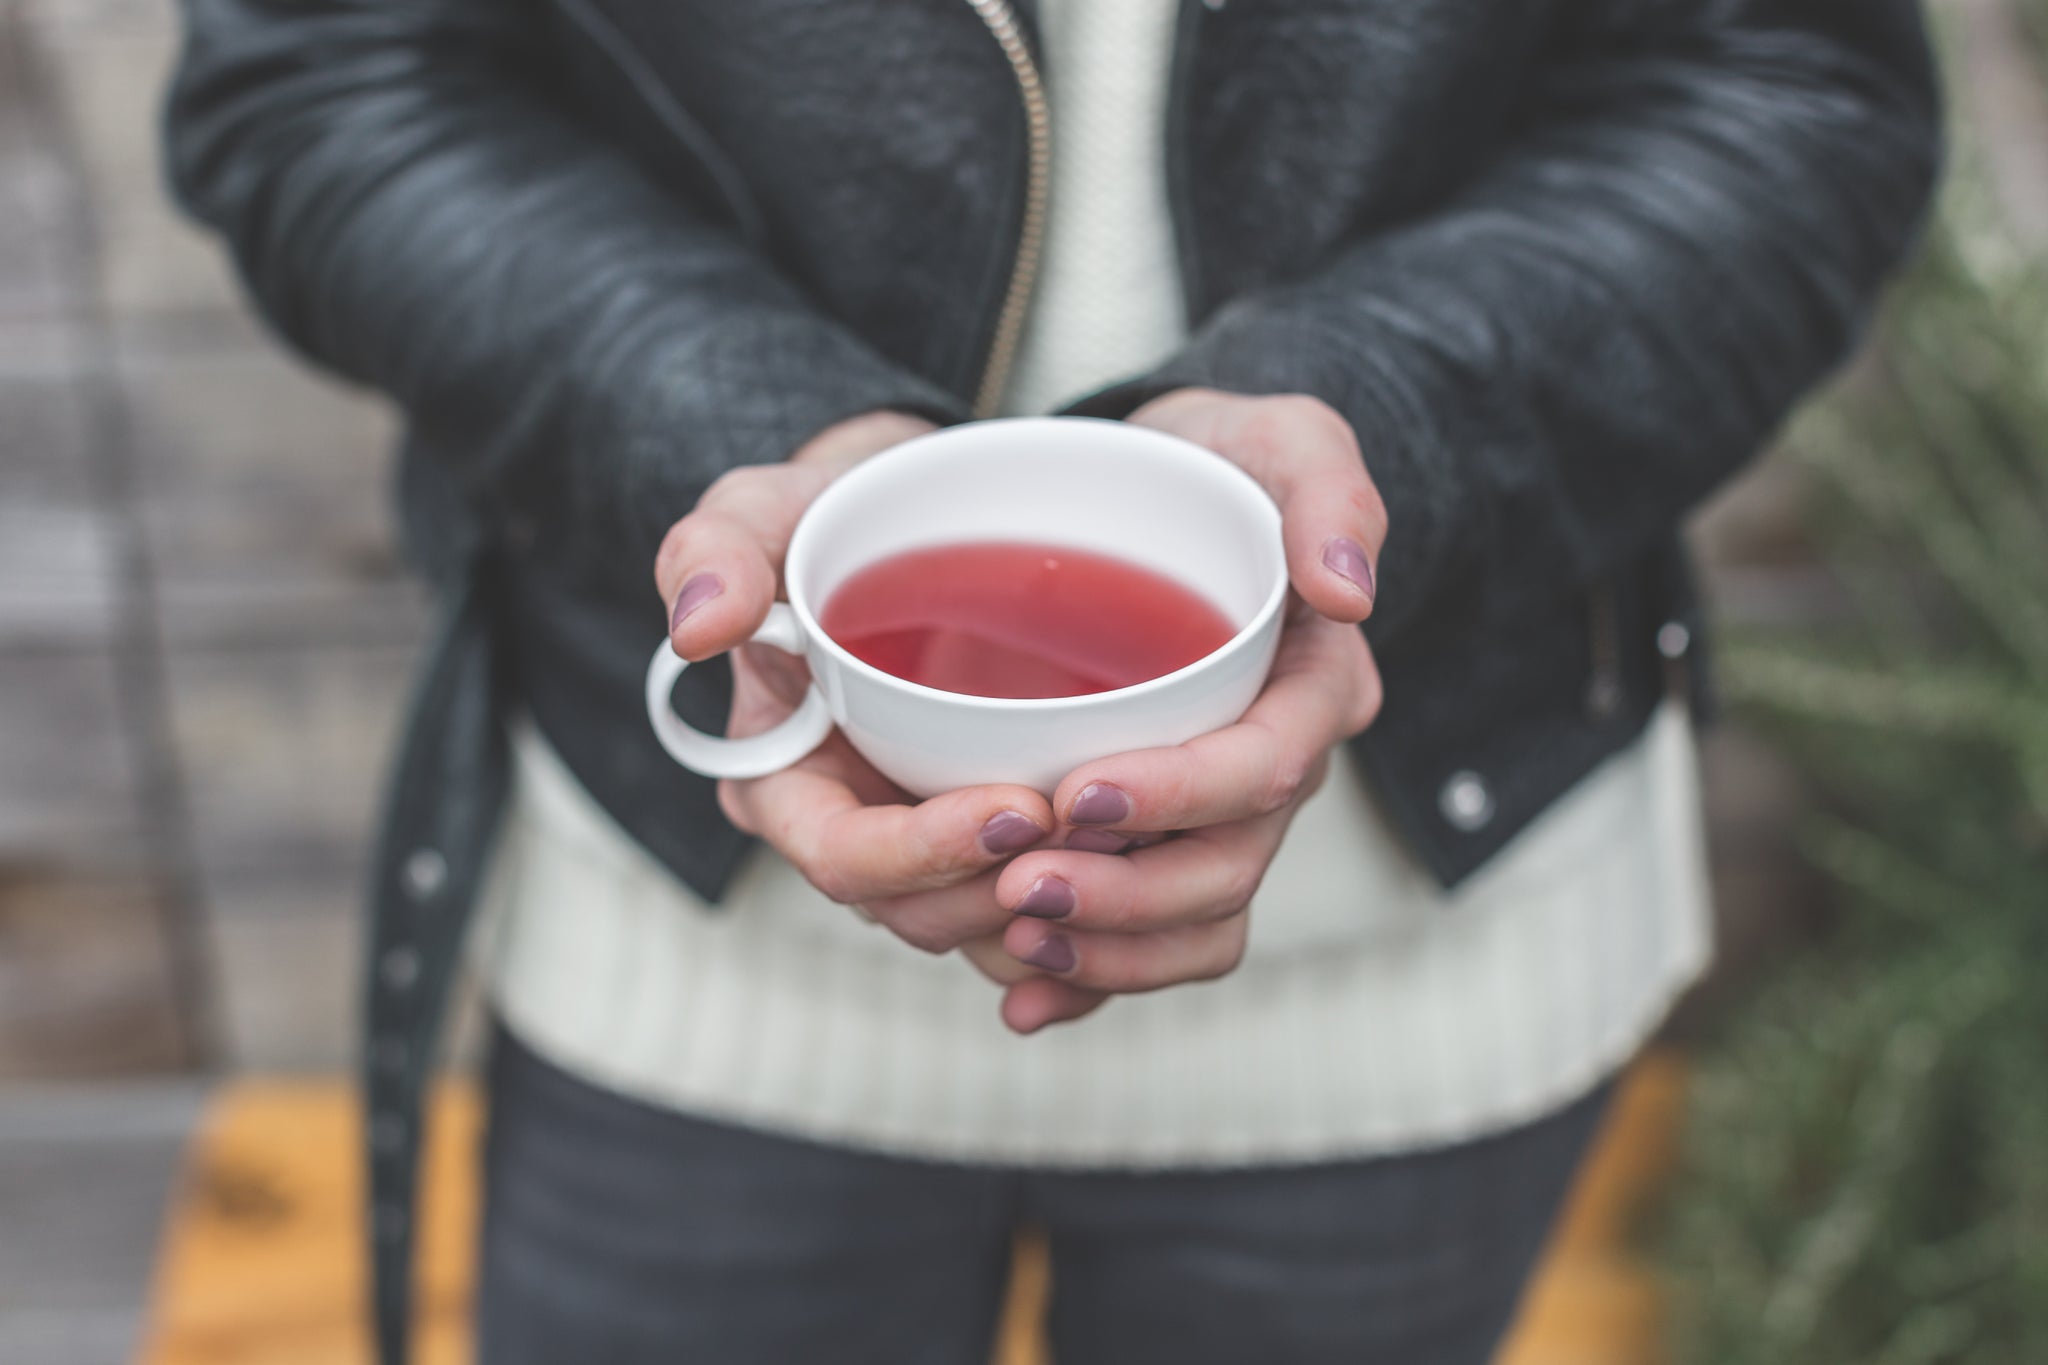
[655,412,941,660]
[654,464,828,661]
[1129,390,1386,625]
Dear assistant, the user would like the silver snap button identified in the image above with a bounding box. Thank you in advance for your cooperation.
[1657,621,1692,660]
[1439,771,1496,832]
[380,946,421,991]
[1202,0,1226,9]
[402,848,447,903]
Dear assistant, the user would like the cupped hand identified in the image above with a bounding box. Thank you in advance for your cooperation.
[976,389,1390,1034]
[653,411,1056,937]
[654,393,1390,1037]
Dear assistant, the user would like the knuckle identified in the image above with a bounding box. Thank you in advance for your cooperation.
[1350,662,1386,735]
[1256,393,1349,449]
[1259,758,1311,815]
[1217,862,1264,917]
[702,465,765,507]
[1195,921,1251,982]
[1237,400,1296,454]
[1340,482,1386,532]
[806,865,857,906]
[1352,686,1384,735]
[901,825,955,888]
[1293,394,1357,448]
[1087,962,1147,995]
[1298,753,1333,802]
[1211,937,1250,981]
[1094,887,1146,933]
[1273,393,1328,424]
[1151,753,1205,820]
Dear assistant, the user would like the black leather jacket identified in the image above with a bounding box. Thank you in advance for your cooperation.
[164,1,1940,1359]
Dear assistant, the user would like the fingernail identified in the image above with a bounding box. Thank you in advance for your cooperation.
[1020,931,1077,974]
[1013,877,1075,919]
[1064,829,1133,855]
[1321,537,1376,603]
[670,573,724,632]
[979,810,1047,856]
[1069,783,1132,826]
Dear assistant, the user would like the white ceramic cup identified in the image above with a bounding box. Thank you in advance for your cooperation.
[644,416,1287,797]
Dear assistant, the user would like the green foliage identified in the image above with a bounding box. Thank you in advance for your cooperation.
[1658,54,2048,1365]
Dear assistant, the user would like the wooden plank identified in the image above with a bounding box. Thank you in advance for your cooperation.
[139,1083,480,1365]
[1494,1053,1686,1365]
[202,896,359,1074]
[0,1080,205,1363]
[0,3,86,325]
[0,648,142,862]
[0,870,185,1078]
[0,504,121,647]
[160,641,412,882]
[30,19,247,321]
[139,1057,1686,1365]
[112,339,420,652]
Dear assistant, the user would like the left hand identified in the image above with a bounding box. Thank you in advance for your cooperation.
[862,390,1389,1033]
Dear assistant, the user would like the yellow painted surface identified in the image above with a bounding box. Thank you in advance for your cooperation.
[137,1083,479,1365]
[139,1054,1684,1365]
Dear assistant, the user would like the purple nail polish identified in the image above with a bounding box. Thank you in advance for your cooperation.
[1321,537,1376,602]
[979,810,1046,856]
[1064,829,1133,855]
[1014,877,1076,919]
[670,573,724,632]
[1069,783,1132,826]
[1021,932,1077,974]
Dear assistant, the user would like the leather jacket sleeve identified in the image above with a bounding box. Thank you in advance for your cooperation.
[164,0,963,571]
[1080,0,1942,646]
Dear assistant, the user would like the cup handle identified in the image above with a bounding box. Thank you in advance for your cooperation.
[645,603,834,780]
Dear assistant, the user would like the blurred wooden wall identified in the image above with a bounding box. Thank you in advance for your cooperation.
[0,0,420,1079]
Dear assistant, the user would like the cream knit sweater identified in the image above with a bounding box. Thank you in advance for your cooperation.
[478,0,1713,1165]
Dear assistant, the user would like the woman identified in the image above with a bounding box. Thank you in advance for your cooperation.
[166,1,1940,1361]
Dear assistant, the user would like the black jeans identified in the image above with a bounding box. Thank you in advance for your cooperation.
[478,1025,1610,1365]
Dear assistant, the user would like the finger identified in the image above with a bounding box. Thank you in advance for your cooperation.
[1001,977,1111,1034]
[864,870,1012,955]
[1130,392,1386,624]
[1215,398,1386,623]
[654,464,833,660]
[724,766,1054,904]
[1053,614,1376,832]
[961,933,1040,986]
[1001,913,1249,995]
[724,641,817,734]
[996,809,1290,933]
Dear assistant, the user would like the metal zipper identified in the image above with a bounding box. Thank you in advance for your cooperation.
[1585,583,1625,719]
[1164,0,1206,325]
[963,0,1053,418]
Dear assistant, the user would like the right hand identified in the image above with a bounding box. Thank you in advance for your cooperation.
[653,411,1056,946]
